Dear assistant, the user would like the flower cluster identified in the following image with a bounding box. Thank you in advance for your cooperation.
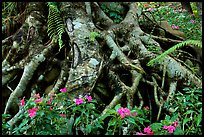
[75,98,83,105]
[85,95,92,102]
[28,108,38,118]
[60,88,67,92]
[190,19,195,24]
[172,25,179,29]
[136,126,154,135]
[163,120,178,134]
[117,107,131,118]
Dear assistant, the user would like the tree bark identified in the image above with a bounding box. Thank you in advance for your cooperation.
[2,2,202,132]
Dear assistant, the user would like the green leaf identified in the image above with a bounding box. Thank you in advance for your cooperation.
[183,118,191,126]
[108,118,117,126]
[126,117,136,125]
[170,113,178,121]
[173,127,184,135]
[85,124,92,134]
[114,104,121,111]
[183,110,195,115]
[150,123,163,132]
[196,113,202,126]
[74,117,81,126]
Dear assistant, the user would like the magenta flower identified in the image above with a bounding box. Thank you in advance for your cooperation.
[20,96,25,106]
[117,107,131,118]
[85,95,92,102]
[167,125,176,133]
[144,126,154,135]
[34,98,42,103]
[47,97,53,105]
[173,120,178,128]
[172,25,179,29]
[163,125,176,134]
[75,98,83,105]
[163,125,168,129]
[60,88,67,92]
[190,20,195,23]
[28,108,38,118]
[144,126,151,133]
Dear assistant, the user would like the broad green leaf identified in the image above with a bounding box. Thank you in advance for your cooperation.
[74,117,81,126]
[150,123,163,131]
[183,118,191,126]
[114,104,121,111]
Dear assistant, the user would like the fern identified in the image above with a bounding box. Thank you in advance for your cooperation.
[47,2,65,50]
[147,40,202,66]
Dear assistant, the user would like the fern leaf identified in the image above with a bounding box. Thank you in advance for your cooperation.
[147,40,202,66]
[47,2,65,50]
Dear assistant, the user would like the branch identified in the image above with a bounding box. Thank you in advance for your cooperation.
[105,34,146,74]
[4,43,55,114]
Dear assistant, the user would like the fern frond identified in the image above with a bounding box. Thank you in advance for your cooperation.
[47,2,65,50]
[147,40,202,66]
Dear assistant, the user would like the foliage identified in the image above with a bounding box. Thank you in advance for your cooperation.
[100,3,124,23]
[147,40,202,66]
[89,32,100,43]
[163,87,202,135]
[12,92,73,135]
[47,2,65,50]
[2,114,12,135]
[3,86,201,135]
[2,2,19,38]
[100,104,150,135]
[143,2,202,40]
[71,96,102,135]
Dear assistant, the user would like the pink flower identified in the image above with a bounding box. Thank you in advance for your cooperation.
[85,95,92,102]
[60,88,67,92]
[60,114,66,117]
[136,132,146,135]
[163,125,176,134]
[163,125,168,129]
[75,98,83,105]
[147,8,153,11]
[50,106,53,110]
[34,93,40,99]
[144,126,151,133]
[144,126,154,135]
[28,108,38,118]
[20,96,25,106]
[168,125,176,133]
[34,98,42,103]
[147,131,154,135]
[190,20,195,23]
[47,97,53,105]
[117,107,131,118]
[172,25,179,29]
[173,120,178,128]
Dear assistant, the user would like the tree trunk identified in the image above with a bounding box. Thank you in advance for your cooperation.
[2,2,202,131]
[196,2,202,21]
[181,2,193,15]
